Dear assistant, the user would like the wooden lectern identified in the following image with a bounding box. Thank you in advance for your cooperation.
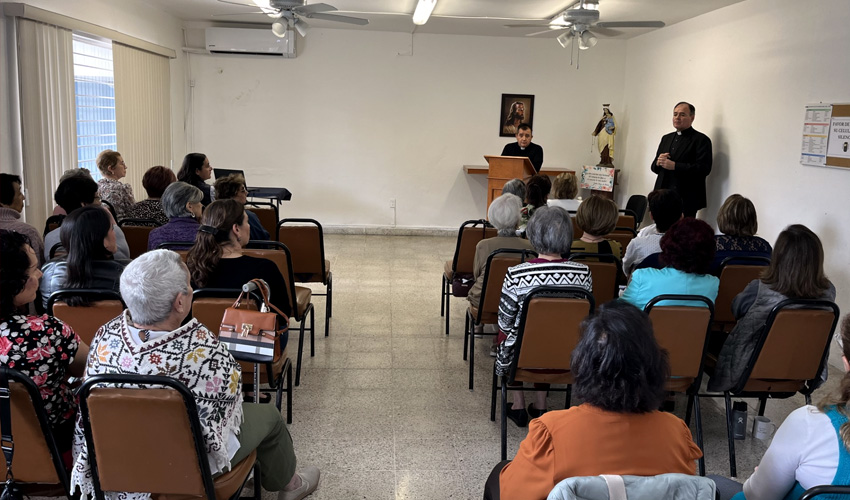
[484,155,536,209]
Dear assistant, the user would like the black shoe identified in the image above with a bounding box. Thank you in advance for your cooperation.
[506,403,529,427]
[527,403,547,419]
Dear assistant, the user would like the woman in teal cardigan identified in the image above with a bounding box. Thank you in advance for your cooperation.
[620,218,719,311]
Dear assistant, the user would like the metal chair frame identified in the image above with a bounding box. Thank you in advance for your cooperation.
[442,219,494,336]
[801,485,850,499]
[568,252,623,305]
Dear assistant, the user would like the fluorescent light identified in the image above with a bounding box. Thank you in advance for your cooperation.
[412,0,437,26]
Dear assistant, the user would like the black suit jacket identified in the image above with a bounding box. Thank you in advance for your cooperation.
[651,127,712,213]
[501,142,543,173]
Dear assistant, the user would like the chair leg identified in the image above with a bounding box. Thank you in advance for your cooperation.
[309,307,315,357]
[324,281,331,337]
[693,394,705,476]
[440,276,446,317]
[490,370,498,421]
[501,378,508,461]
[469,328,475,391]
[805,394,812,405]
[327,272,333,319]
[295,321,306,386]
[685,394,694,426]
[286,360,293,424]
[463,314,470,361]
[251,463,262,500]
[758,397,767,417]
[445,289,451,335]
[724,392,737,478]
[565,385,572,409]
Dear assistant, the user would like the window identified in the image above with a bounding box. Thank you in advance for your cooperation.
[73,33,115,180]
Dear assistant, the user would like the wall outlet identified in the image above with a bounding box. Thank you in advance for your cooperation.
[389,198,396,208]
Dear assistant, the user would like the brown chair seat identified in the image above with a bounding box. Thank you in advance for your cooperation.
[295,286,313,318]
[294,261,330,284]
[156,450,257,500]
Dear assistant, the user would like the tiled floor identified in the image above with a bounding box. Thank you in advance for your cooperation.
[276,234,842,499]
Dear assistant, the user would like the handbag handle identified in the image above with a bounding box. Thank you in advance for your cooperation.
[233,279,289,322]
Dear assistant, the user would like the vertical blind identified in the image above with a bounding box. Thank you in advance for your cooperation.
[113,42,172,202]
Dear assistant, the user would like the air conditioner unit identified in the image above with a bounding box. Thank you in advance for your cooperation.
[205,27,295,58]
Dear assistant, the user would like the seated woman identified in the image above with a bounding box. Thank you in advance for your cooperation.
[496,206,592,426]
[487,301,702,500]
[0,229,88,453]
[519,175,552,231]
[95,149,135,220]
[708,224,835,392]
[178,152,214,206]
[570,194,622,258]
[187,199,292,318]
[547,172,581,212]
[710,194,772,274]
[70,250,319,500]
[620,218,719,312]
[52,168,93,216]
[501,178,526,201]
[126,165,177,226]
[214,173,269,240]
[147,181,204,250]
[40,206,128,310]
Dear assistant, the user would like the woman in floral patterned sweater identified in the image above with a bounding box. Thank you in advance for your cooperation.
[0,229,88,453]
[95,149,135,220]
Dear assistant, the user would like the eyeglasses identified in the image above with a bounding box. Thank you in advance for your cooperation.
[238,186,248,193]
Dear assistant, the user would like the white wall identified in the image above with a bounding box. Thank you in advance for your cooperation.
[188,29,626,229]
[620,0,850,355]
[0,0,186,172]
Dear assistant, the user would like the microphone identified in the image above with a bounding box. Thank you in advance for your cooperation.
[242,280,271,312]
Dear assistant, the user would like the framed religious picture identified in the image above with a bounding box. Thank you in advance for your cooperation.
[500,94,535,137]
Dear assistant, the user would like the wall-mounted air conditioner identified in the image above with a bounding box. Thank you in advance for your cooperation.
[205,27,295,58]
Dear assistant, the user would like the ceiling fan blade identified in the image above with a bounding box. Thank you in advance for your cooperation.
[212,10,266,16]
[505,23,553,28]
[293,3,336,15]
[217,0,257,7]
[595,21,665,28]
[305,12,369,25]
[592,27,623,37]
[525,29,562,37]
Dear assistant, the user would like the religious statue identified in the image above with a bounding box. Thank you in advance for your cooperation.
[592,105,616,165]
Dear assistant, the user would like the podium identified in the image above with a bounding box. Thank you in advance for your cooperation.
[483,155,536,209]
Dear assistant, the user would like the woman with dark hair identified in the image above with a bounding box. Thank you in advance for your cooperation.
[709,224,835,392]
[519,175,552,230]
[40,206,127,309]
[187,200,291,318]
[620,217,719,311]
[0,229,88,452]
[177,153,214,206]
[126,165,177,225]
[95,149,135,220]
[710,194,772,273]
[214,173,269,240]
[488,301,702,500]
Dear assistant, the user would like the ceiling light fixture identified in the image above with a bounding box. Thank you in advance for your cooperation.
[557,32,572,48]
[412,0,437,26]
[271,21,287,38]
[578,30,597,50]
[294,20,308,37]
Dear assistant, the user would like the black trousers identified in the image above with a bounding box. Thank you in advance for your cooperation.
[483,460,511,500]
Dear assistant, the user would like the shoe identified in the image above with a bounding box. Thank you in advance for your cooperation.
[489,344,498,357]
[527,403,547,419]
[506,403,529,428]
[279,466,320,500]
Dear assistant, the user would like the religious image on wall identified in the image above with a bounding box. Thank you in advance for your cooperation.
[500,94,535,137]
[592,104,616,165]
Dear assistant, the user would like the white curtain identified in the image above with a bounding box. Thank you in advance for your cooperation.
[16,18,77,231]
[113,42,171,201]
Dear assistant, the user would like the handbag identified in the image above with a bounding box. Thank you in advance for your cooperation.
[451,272,474,297]
[219,279,289,364]
[0,371,23,500]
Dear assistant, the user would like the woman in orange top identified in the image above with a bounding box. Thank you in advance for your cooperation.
[484,300,702,500]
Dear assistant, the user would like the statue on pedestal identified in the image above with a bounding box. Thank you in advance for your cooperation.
[592,105,616,166]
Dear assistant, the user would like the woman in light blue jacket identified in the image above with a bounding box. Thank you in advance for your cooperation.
[620,218,719,311]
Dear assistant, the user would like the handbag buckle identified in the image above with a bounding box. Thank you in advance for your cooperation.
[240,323,253,337]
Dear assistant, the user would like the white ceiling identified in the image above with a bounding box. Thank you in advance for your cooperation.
[146,0,746,39]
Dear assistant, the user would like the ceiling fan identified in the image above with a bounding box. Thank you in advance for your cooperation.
[505,0,664,67]
[216,0,369,38]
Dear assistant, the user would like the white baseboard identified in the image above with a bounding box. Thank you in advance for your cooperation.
[322,225,456,237]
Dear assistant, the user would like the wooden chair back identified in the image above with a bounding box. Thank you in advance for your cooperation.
[714,258,770,326]
[451,220,497,275]
[276,219,327,282]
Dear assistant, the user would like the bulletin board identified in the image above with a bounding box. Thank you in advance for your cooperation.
[801,103,850,169]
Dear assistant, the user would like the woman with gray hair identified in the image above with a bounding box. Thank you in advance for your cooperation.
[495,206,593,427]
[147,181,204,250]
[467,194,533,346]
[501,178,527,203]
[71,250,320,500]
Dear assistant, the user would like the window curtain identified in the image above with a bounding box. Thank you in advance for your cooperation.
[16,18,77,232]
[113,42,171,201]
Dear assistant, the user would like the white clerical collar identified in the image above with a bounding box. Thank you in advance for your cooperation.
[520,146,526,150]
[676,131,682,136]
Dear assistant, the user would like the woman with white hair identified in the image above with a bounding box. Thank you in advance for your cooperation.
[71,250,320,500]
[495,206,593,427]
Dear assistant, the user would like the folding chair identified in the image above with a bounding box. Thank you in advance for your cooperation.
[491,286,594,460]
[442,220,497,335]
[242,241,314,387]
[77,374,258,500]
[246,201,279,238]
[47,289,126,345]
[465,248,535,390]
[701,298,840,477]
[801,485,850,499]
[276,219,332,337]
[616,211,636,231]
[644,294,714,476]
[568,252,622,306]
[118,218,160,259]
[713,256,770,332]
[0,367,71,497]
[192,288,292,423]
[606,227,637,257]
[625,194,648,227]
[43,215,65,238]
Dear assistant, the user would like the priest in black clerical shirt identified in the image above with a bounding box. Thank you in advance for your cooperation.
[501,123,543,173]
[651,101,713,218]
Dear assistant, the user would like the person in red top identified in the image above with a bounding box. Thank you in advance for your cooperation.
[484,300,702,500]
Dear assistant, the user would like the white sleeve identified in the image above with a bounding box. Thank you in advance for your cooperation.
[743,406,835,500]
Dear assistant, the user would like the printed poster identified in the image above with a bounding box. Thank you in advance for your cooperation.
[801,105,832,167]
[580,165,615,192]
